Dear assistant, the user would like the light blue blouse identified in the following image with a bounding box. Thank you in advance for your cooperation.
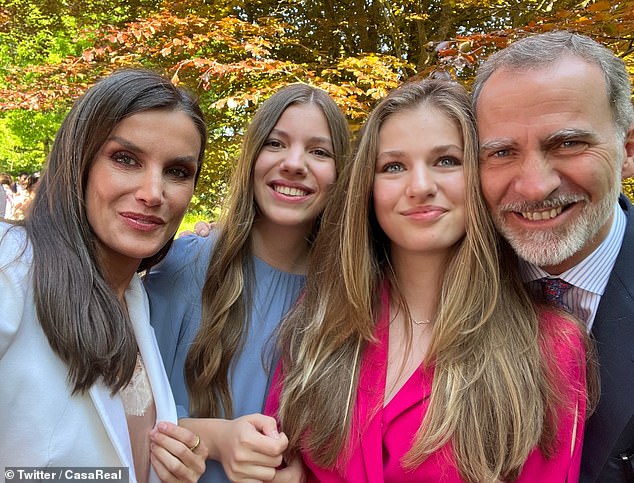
[144,233,305,482]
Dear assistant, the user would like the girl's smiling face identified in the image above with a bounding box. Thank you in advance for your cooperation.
[373,104,466,257]
[253,103,337,234]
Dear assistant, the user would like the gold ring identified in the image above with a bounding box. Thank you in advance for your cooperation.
[188,434,200,452]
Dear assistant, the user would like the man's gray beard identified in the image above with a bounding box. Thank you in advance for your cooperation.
[494,181,620,268]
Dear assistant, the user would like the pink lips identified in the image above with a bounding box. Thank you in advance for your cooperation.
[402,205,447,221]
[120,212,166,232]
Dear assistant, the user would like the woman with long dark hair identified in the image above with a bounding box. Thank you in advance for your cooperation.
[0,69,208,482]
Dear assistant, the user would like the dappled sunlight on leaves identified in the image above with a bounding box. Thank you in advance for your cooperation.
[1,0,633,212]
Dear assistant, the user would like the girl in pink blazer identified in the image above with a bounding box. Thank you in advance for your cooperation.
[266,79,592,482]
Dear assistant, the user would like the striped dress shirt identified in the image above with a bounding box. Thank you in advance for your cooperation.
[520,203,626,332]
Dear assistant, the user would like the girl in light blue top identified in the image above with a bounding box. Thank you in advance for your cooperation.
[145,83,350,482]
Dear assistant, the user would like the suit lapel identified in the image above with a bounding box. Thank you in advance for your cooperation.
[126,275,178,483]
[88,383,135,475]
[583,195,634,476]
[88,276,178,483]
[126,275,178,425]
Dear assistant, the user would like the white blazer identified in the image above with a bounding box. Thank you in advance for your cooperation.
[0,224,177,482]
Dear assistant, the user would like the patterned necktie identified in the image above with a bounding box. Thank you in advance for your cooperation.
[539,277,572,311]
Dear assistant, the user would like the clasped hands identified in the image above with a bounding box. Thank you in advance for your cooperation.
[180,413,305,483]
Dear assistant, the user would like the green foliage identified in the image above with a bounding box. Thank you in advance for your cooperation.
[177,210,216,236]
[0,109,65,175]
[1,0,633,213]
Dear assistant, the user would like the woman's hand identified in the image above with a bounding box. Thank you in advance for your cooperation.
[180,414,288,483]
[150,421,207,482]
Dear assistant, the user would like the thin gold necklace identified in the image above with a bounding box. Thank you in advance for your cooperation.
[412,318,431,325]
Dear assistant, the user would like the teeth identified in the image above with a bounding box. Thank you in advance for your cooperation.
[274,185,308,196]
[520,206,563,221]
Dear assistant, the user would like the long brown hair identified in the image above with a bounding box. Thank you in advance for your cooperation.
[185,83,350,418]
[25,69,206,394]
[275,79,583,481]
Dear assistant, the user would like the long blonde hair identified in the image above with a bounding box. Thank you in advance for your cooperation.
[185,83,350,418]
[276,79,579,482]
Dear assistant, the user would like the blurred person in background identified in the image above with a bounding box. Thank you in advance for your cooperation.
[0,173,14,219]
[12,171,40,220]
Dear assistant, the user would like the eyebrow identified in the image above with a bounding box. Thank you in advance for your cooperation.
[543,128,596,147]
[268,129,333,146]
[479,128,598,154]
[107,136,198,163]
[433,144,463,154]
[107,136,146,154]
[479,138,514,153]
[378,144,463,159]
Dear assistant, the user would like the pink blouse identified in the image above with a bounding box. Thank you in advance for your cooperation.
[266,284,587,482]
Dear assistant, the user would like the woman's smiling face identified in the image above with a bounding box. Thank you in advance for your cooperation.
[85,108,201,272]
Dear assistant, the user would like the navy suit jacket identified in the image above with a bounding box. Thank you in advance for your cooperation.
[581,194,634,482]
